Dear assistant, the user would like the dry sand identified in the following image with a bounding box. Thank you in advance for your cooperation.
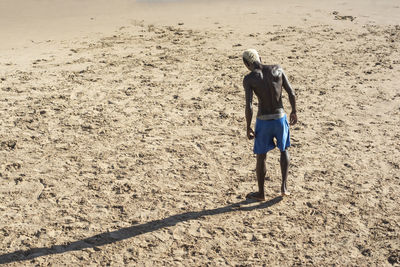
[0,0,399,265]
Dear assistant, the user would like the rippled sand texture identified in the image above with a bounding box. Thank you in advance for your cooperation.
[0,2,399,266]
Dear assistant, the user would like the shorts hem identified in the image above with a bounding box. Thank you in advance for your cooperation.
[278,144,290,152]
[254,146,276,154]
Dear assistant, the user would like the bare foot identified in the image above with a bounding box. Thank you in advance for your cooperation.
[281,191,291,197]
[246,192,265,201]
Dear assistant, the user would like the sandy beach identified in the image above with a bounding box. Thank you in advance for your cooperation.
[0,0,399,265]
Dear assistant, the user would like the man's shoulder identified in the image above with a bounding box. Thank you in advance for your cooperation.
[243,72,257,83]
[268,64,284,77]
[243,72,251,79]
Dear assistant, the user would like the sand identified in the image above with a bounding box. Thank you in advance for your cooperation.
[0,0,399,265]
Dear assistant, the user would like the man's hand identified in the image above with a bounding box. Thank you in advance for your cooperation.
[290,111,297,125]
[247,127,255,140]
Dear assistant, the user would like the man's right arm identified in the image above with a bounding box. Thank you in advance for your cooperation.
[243,76,255,139]
[282,71,297,125]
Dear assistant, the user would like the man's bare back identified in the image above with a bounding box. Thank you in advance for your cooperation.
[243,64,296,121]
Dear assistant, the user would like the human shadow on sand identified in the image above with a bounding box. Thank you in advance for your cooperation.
[0,196,282,264]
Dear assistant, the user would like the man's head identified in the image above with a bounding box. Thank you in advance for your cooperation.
[243,49,261,71]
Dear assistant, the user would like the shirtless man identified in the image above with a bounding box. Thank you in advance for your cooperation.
[242,49,297,201]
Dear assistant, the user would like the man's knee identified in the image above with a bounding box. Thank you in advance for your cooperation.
[280,150,290,160]
[256,153,266,161]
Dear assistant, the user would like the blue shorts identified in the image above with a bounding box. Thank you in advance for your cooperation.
[253,114,290,154]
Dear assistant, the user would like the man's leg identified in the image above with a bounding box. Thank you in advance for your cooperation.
[280,150,291,196]
[255,153,267,200]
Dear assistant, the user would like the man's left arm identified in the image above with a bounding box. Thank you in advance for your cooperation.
[282,71,297,125]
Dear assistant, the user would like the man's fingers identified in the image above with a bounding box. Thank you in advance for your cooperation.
[290,114,297,125]
[247,128,255,140]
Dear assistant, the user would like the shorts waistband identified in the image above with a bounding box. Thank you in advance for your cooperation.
[257,109,285,121]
